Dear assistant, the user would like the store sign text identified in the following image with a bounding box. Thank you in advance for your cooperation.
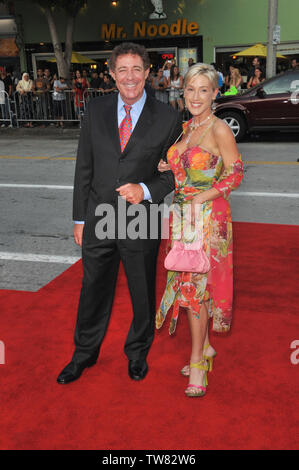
[101,19,199,40]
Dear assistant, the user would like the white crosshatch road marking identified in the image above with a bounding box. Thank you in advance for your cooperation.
[231,191,299,198]
[0,252,80,264]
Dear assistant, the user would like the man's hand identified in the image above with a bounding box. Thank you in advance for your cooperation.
[116,183,144,204]
[74,223,84,246]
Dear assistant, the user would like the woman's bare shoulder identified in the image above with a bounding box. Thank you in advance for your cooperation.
[213,117,235,140]
[212,116,239,162]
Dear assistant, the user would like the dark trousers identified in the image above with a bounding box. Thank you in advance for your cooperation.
[72,235,160,365]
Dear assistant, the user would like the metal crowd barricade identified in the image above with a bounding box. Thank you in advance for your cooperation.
[11,89,83,127]
[0,90,13,127]
[10,88,118,127]
[3,84,189,129]
[82,88,117,108]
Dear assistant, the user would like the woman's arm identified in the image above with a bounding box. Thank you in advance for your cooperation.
[247,77,253,89]
[236,77,242,88]
[190,120,243,222]
[210,120,243,199]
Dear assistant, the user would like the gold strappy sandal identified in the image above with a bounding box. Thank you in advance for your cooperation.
[181,343,217,376]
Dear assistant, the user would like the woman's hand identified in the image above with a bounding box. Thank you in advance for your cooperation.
[157,159,171,172]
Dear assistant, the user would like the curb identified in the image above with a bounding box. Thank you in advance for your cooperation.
[0,126,81,139]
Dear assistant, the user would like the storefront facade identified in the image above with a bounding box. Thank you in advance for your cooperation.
[0,2,20,73]
[4,0,299,76]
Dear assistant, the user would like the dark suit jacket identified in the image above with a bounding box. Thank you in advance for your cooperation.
[73,92,182,223]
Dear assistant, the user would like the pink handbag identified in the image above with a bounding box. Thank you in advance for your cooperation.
[164,239,210,273]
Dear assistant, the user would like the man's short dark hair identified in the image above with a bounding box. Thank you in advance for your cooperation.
[109,42,150,72]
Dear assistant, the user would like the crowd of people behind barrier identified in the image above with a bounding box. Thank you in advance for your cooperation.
[0,67,117,128]
[1,56,298,128]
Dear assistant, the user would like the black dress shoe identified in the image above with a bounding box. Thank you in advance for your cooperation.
[128,359,148,381]
[57,358,97,384]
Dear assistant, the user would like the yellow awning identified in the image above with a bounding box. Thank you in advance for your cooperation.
[233,43,287,59]
[48,51,97,64]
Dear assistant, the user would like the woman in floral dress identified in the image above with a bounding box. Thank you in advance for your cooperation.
[156,64,243,397]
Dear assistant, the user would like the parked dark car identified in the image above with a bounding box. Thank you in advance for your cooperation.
[215,70,299,141]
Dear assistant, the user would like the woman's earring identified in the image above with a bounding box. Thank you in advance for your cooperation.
[211,101,217,112]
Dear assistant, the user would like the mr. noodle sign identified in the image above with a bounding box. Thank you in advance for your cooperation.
[101,19,199,40]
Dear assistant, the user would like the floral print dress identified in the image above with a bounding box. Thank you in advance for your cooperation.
[156,118,244,334]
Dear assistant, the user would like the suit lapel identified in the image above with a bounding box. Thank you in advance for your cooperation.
[104,93,122,155]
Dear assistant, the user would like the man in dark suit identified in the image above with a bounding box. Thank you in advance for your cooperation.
[57,43,182,384]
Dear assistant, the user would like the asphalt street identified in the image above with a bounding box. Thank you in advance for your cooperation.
[0,129,298,291]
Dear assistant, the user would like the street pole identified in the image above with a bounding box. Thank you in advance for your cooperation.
[266,0,278,79]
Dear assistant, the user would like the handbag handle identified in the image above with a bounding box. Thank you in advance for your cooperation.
[180,203,204,246]
[173,130,183,145]
[191,204,204,246]
[169,124,205,247]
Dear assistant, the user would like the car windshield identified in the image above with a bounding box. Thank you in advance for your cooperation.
[235,71,299,96]
[263,72,299,94]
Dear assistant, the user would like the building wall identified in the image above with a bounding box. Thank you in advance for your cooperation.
[12,0,299,62]
[198,0,299,61]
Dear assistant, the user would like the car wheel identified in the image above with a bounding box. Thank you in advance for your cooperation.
[218,111,247,142]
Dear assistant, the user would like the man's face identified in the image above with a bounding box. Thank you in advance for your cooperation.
[110,53,149,105]
[37,69,43,77]
[44,69,50,77]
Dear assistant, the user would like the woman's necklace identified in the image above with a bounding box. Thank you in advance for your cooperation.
[185,113,213,145]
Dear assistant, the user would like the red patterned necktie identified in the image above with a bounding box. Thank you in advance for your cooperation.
[119,104,132,152]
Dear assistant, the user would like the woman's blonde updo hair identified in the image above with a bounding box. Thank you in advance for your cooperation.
[184,63,219,90]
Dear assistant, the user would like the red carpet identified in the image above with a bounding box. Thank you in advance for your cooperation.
[0,222,298,450]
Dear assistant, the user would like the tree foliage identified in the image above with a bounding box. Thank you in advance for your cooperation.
[31,0,87,17]
[19,0,88,78]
